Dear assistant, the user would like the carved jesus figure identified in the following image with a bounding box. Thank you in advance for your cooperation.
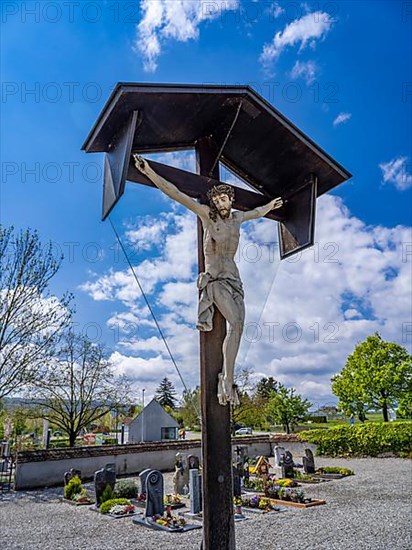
[134,155,283,406]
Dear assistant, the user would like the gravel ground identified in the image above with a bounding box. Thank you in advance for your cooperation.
[1,457,411,550]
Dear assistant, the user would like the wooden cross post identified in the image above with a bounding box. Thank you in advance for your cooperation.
[196,136,235,550]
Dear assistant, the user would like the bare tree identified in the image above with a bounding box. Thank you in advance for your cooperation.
[0,226,72,398]
[29,331,130,446]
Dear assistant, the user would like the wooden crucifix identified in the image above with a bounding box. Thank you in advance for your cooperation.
[82,83,351,550]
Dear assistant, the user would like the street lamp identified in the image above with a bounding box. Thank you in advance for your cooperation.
[141,388,145,443]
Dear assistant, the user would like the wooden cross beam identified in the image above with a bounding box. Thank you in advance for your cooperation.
[126,157,318,260]
[127,158,287,221]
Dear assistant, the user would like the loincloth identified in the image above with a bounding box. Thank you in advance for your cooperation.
[196,272,244,332]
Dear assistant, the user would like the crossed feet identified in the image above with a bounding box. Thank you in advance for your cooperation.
[217,373,240,407]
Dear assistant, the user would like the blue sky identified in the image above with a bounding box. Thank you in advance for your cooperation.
[2,1,411,406]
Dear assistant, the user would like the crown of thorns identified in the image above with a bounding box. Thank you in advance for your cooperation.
[206,184,235,202]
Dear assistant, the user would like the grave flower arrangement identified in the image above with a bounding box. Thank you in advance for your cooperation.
[316,467,354,476]
[164,494,182,506]
[293,469,317,481]
[264,484,306,503]
[71,488,94,504]
[274,478,297,487]
[243,477,264,491]
[107,503,136,516]
[152,513,187,528]
[99,498,136,515]
[240,495,278,512]
[64,475,94,504]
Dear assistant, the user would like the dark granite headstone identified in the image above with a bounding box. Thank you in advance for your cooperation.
[281,451,294,478]
[139,468,151,495]
[189,469,202,514]
[94,463,116,506]
[303,448,315,474]
[145,469,164,518]
[64,468,81,486]
[243,461,250,483]
[232,465,242,498]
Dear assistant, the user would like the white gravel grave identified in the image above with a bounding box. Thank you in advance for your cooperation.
[1,457,411,550]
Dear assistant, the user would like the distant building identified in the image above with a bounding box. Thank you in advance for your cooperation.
[128,399,179,443]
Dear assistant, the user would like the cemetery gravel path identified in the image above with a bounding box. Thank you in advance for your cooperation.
[0,457,411,550]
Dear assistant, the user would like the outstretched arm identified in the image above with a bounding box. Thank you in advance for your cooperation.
[239,197,284,223]
[133,155,209,221]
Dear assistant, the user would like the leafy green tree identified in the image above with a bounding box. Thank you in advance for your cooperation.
[155,377,177,410]
[180,386,200,429]
[28,331,131,446]
[332,333,412,422]
[0,226,72,398]
[231,391,263,432]
[255,377,279,400]
[265,384,311,434]
[397,392,412,418]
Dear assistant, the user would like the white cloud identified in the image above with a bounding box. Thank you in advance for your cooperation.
[81,190,412,406]
[379,156,412,191]
[270,2,284,19]
[135,0,239,72]
[260,11,334,69]
[126,217,169,252]
[333,112,352,127]
[290,60,318,85]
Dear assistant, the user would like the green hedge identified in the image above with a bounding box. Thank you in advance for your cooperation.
[298,422,412,457]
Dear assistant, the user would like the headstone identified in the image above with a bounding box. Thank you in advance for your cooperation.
[173,453,189,494]
[273,445,286,467]
[187,454,200,470]
[1,442,9,458]
[42,419,49,449]
[94,463,116,506]
[232,465,241,498]
[64,468,81,486]
[243,461,250,483]
[281,451,294,478]
[189,469,202,515]
[139,468,151,495]
[302,448,315,474]
[145,469,164,517]
[234,445,248,463]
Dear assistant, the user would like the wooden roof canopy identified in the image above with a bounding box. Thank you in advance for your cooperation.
[82,83,351,259]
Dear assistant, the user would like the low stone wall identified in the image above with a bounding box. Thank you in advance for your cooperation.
[15,434,315,490]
